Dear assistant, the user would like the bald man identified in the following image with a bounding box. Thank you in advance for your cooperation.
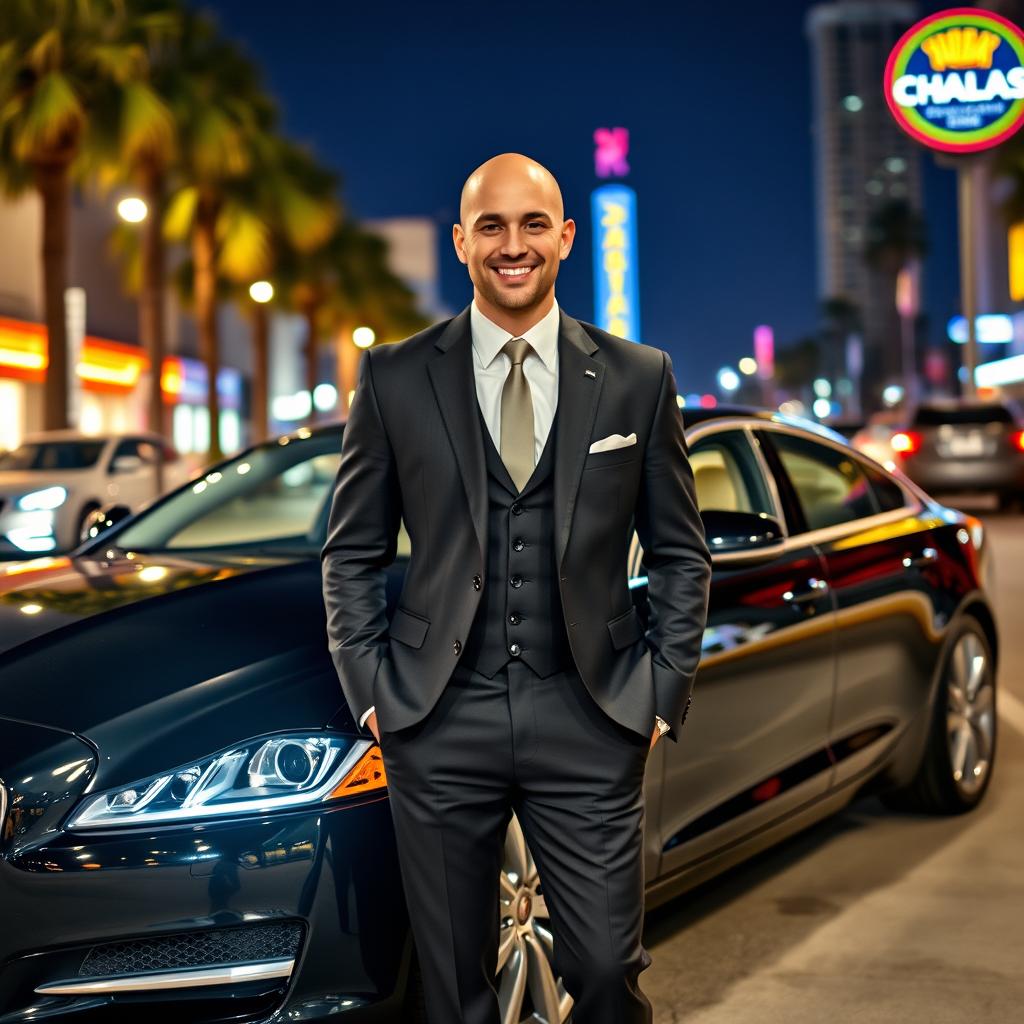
[321,153,711,1024]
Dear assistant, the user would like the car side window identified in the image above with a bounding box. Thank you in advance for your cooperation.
[688,430,775,516]
[765,431,876,531]
[859,459,909,513]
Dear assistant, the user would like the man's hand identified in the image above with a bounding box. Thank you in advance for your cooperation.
[366,710,381,743]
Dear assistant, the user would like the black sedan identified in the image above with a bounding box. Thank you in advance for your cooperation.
[0,409,998,1024]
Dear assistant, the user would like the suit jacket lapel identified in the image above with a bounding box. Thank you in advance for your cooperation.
[553,311,603,567]
[426,305,604,569]
[427,307,488,561]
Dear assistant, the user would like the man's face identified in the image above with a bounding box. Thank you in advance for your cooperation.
[454,169,575,315]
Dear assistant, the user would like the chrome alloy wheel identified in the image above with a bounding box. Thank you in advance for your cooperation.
[946,629,995,798]
[496,814,573,1024]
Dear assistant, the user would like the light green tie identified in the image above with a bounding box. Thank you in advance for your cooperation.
[500,337,535,492]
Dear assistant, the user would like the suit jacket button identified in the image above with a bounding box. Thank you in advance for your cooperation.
[510,575,523,588]
[509,643,521,656]
[512,538,525,551]
[511,502,523,515]
[453,640,462,655]
[473,574,481,590]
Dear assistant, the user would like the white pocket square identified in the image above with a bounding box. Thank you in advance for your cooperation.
[588,432,637,454]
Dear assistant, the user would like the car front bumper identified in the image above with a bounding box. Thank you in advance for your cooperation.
[1,752,410,1022]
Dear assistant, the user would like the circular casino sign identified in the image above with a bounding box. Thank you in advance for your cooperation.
[884,8,1024,153]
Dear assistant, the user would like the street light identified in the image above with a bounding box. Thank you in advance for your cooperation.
[116,197,147,223]
[738,357,757,376]
[353,326,376,349]
[249,281,274,444]
[717,367,740,393]
[249,281,274,304]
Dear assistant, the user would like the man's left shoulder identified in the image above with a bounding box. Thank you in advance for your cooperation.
[571,317,666,379]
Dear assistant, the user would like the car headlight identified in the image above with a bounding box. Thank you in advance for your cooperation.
[16,486,68,511]
[66,732,382,829]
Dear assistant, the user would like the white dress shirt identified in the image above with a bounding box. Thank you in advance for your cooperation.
[359,299,666,738]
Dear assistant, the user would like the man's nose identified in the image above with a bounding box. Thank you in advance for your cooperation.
[500,228,528,257]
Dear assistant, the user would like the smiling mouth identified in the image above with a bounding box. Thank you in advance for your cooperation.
[492,265,537,280]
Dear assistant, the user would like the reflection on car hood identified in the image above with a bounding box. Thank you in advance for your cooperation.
[0,552,362,785]
[0,553,260,655]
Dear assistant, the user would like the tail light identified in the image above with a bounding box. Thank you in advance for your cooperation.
[1011,429,1024,452]
[891,430,921,455]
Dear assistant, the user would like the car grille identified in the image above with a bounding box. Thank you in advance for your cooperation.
[78,921,303,978]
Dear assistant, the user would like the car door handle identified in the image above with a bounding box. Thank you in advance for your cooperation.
[902,546,938,569]
[783,577,830,603]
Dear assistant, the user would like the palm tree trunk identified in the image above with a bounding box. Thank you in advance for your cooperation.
[139,161,167,491]
[250,302,269,444]
[304,303,318,425]
[193,193,222,462]
[35,159,71,430]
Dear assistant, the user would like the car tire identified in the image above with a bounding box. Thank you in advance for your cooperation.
[73,502,101,548]
[402,813,574,1024]
[882,617,997,815]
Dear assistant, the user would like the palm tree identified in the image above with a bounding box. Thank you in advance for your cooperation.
[0,0,152,430]
[276,223,428,424]
[159,12,278,461]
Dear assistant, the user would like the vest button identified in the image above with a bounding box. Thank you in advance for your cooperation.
[510,575,523,588]
[512,537,525,551]
[473,574,481,590]
[453,639,462,655]
[509,642,521,656]
[511,503,523,515]
[508,613,521,625]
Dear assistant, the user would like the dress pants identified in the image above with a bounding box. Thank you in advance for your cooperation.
[378,655,654,1024]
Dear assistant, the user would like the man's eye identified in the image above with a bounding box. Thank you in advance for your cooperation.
[527,222,546,229]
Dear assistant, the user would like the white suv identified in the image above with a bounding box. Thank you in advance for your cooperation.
[0,430,190,557]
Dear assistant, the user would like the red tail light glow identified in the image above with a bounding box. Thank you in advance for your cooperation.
[891,431,921,455]
[1012,429,1024,452]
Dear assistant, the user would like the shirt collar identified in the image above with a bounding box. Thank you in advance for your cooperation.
[470,298,560,371]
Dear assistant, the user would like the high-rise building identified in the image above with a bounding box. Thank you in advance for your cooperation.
[806,0,924,406]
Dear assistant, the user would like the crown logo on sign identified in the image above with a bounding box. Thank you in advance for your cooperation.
[921,27,1002,71]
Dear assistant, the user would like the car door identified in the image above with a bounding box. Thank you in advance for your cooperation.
[652,425,836,881]
[759,426,942,790]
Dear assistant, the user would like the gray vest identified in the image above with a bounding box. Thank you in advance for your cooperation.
[461,400,574,679]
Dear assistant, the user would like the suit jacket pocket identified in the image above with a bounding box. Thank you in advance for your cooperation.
[388,606,431,648]
[606,606,644,650]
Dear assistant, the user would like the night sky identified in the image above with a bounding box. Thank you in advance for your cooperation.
[198,0,961,394]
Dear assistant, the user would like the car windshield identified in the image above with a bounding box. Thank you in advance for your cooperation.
[912,404,1015,426]
[0,440,106,471]
[108,429,345,558]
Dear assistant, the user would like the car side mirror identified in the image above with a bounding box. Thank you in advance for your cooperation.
[80,504,133,545]
[111,454,144,473]
[700,510,784,556]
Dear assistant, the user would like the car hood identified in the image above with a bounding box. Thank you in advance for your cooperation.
[0,469,86,496]
[0,552,364,788]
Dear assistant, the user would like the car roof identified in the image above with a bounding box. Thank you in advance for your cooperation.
[20,430,166,443]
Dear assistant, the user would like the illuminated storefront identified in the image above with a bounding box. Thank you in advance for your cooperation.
[0,316,243,454]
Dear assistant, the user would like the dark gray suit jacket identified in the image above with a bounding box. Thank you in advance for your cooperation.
[321,305,711,742]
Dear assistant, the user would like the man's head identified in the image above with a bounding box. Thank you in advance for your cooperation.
[453,153,576,325]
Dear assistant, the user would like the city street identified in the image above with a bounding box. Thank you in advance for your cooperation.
[645,504,1024,1024]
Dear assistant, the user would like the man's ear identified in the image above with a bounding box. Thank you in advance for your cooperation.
[559,218,577,261]
[452,223,469,265]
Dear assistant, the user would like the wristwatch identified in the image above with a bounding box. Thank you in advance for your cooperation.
[654,715,671,737]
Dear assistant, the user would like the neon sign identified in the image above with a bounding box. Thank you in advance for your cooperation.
[593,127,630,178]
[591,184,640,342]
[884,8,1024,153]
